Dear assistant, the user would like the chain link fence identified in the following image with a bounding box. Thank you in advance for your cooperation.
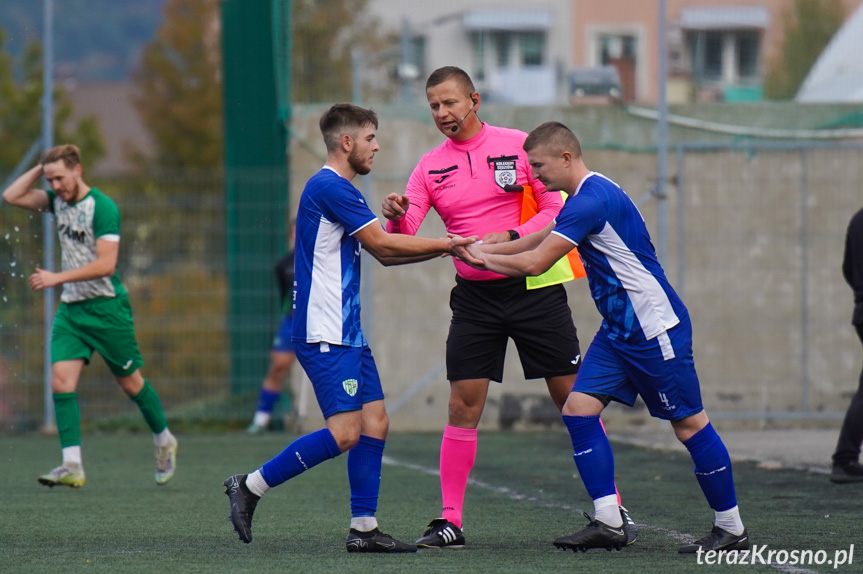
[674,142,863,421]
[2,130,863,432]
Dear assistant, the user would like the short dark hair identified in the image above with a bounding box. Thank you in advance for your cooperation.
[425,66,475,96]
[524,122,583,159]
[41,144,82,169]
[319,104,378,153]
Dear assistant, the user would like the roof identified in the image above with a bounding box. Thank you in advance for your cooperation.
[679,5,770,30]
[462,9,552,31]
[796,5,863,103]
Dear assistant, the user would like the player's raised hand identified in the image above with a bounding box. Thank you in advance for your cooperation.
[382,193,410,220]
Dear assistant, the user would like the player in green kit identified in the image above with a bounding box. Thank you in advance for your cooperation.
[2,144,178,488]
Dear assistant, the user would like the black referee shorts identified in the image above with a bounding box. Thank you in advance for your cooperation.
[445,275,581,383]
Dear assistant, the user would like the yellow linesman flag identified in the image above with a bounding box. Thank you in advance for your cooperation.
[520,185,586,289]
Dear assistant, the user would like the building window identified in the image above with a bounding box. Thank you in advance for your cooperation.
[471,33,487,81]
[520,32,544,67]
[409,35,426,79]
[471,30,547,75]
[494,34,511,67]
[687,30,761,84]
[599,34,636,65]
[596,33,638,102]
[737,31,759,80]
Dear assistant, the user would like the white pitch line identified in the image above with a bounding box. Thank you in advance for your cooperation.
[382,455,823,574]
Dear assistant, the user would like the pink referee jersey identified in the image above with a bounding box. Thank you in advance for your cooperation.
[386,123,562,281]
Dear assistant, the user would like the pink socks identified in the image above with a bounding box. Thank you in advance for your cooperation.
[439,425,478,529]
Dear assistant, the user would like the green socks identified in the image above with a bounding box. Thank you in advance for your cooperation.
[54,382,167,446]
[131,380,168,434]
[53,392,81,449]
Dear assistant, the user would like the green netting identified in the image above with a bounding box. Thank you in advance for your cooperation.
[222,0,289,395]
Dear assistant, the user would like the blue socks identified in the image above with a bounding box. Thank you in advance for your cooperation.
[564,415,737,516]
[347,435,385,517]
[256,389,280,413]
[258,430,387,521]
[683,423,738,511]
[563,415,617,500]
[260,428,341,487]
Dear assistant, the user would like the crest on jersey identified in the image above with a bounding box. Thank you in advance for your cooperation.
[488,154,519,190]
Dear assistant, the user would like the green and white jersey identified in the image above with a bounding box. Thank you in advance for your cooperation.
[46,187,126,303]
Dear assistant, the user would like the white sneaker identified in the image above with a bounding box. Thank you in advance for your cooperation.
[38,463,86,488]
[155,435,178,485]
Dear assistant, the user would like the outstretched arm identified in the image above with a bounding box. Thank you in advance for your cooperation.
[2,165,50,212]
[464,233,574,278]
[355,221,476,267]
[480,221,555,255]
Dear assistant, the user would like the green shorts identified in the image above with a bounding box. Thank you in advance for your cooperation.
[51,294,143,377]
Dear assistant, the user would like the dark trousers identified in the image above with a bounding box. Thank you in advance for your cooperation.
[833,323,863,465]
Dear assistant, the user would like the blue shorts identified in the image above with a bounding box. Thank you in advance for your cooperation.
[294,342,385,419]
[272,315,295,353]
[575,315,703,421]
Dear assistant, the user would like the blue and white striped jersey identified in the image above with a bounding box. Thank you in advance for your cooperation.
[552,172,685,342]
[292,167,377,347]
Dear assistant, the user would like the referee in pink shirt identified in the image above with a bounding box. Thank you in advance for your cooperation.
[382,66,634,549]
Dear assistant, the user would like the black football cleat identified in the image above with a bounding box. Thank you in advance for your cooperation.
[553,512,627,552]
[223,474,260,544]
[620,506,638,546]
[415,518,466,549]
[678,525,750,553]
[346,528,417,553]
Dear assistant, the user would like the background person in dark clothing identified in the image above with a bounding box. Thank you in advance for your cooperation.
[832,207,863,484]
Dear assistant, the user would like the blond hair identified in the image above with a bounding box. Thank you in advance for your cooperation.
[41,144,82,169]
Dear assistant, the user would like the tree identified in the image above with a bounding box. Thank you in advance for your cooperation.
[292,0,387,103]
[0,30,104,175]
[128,0,389,171]
[763,0,845,100]
[128,0,223,171]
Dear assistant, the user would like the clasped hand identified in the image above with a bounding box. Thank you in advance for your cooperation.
[448,234,485,268]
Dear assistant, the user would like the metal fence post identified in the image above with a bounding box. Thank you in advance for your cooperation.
[676,143,685,301]
[41,0,56,431]
[800,147,810,414]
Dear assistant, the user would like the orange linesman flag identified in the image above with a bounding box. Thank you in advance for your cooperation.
[519,185,586,289]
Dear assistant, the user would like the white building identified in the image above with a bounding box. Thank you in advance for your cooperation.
[367,0,573,104]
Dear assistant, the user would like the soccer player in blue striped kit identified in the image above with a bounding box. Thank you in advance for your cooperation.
[454,121,749,553]
[223,103,476,552]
